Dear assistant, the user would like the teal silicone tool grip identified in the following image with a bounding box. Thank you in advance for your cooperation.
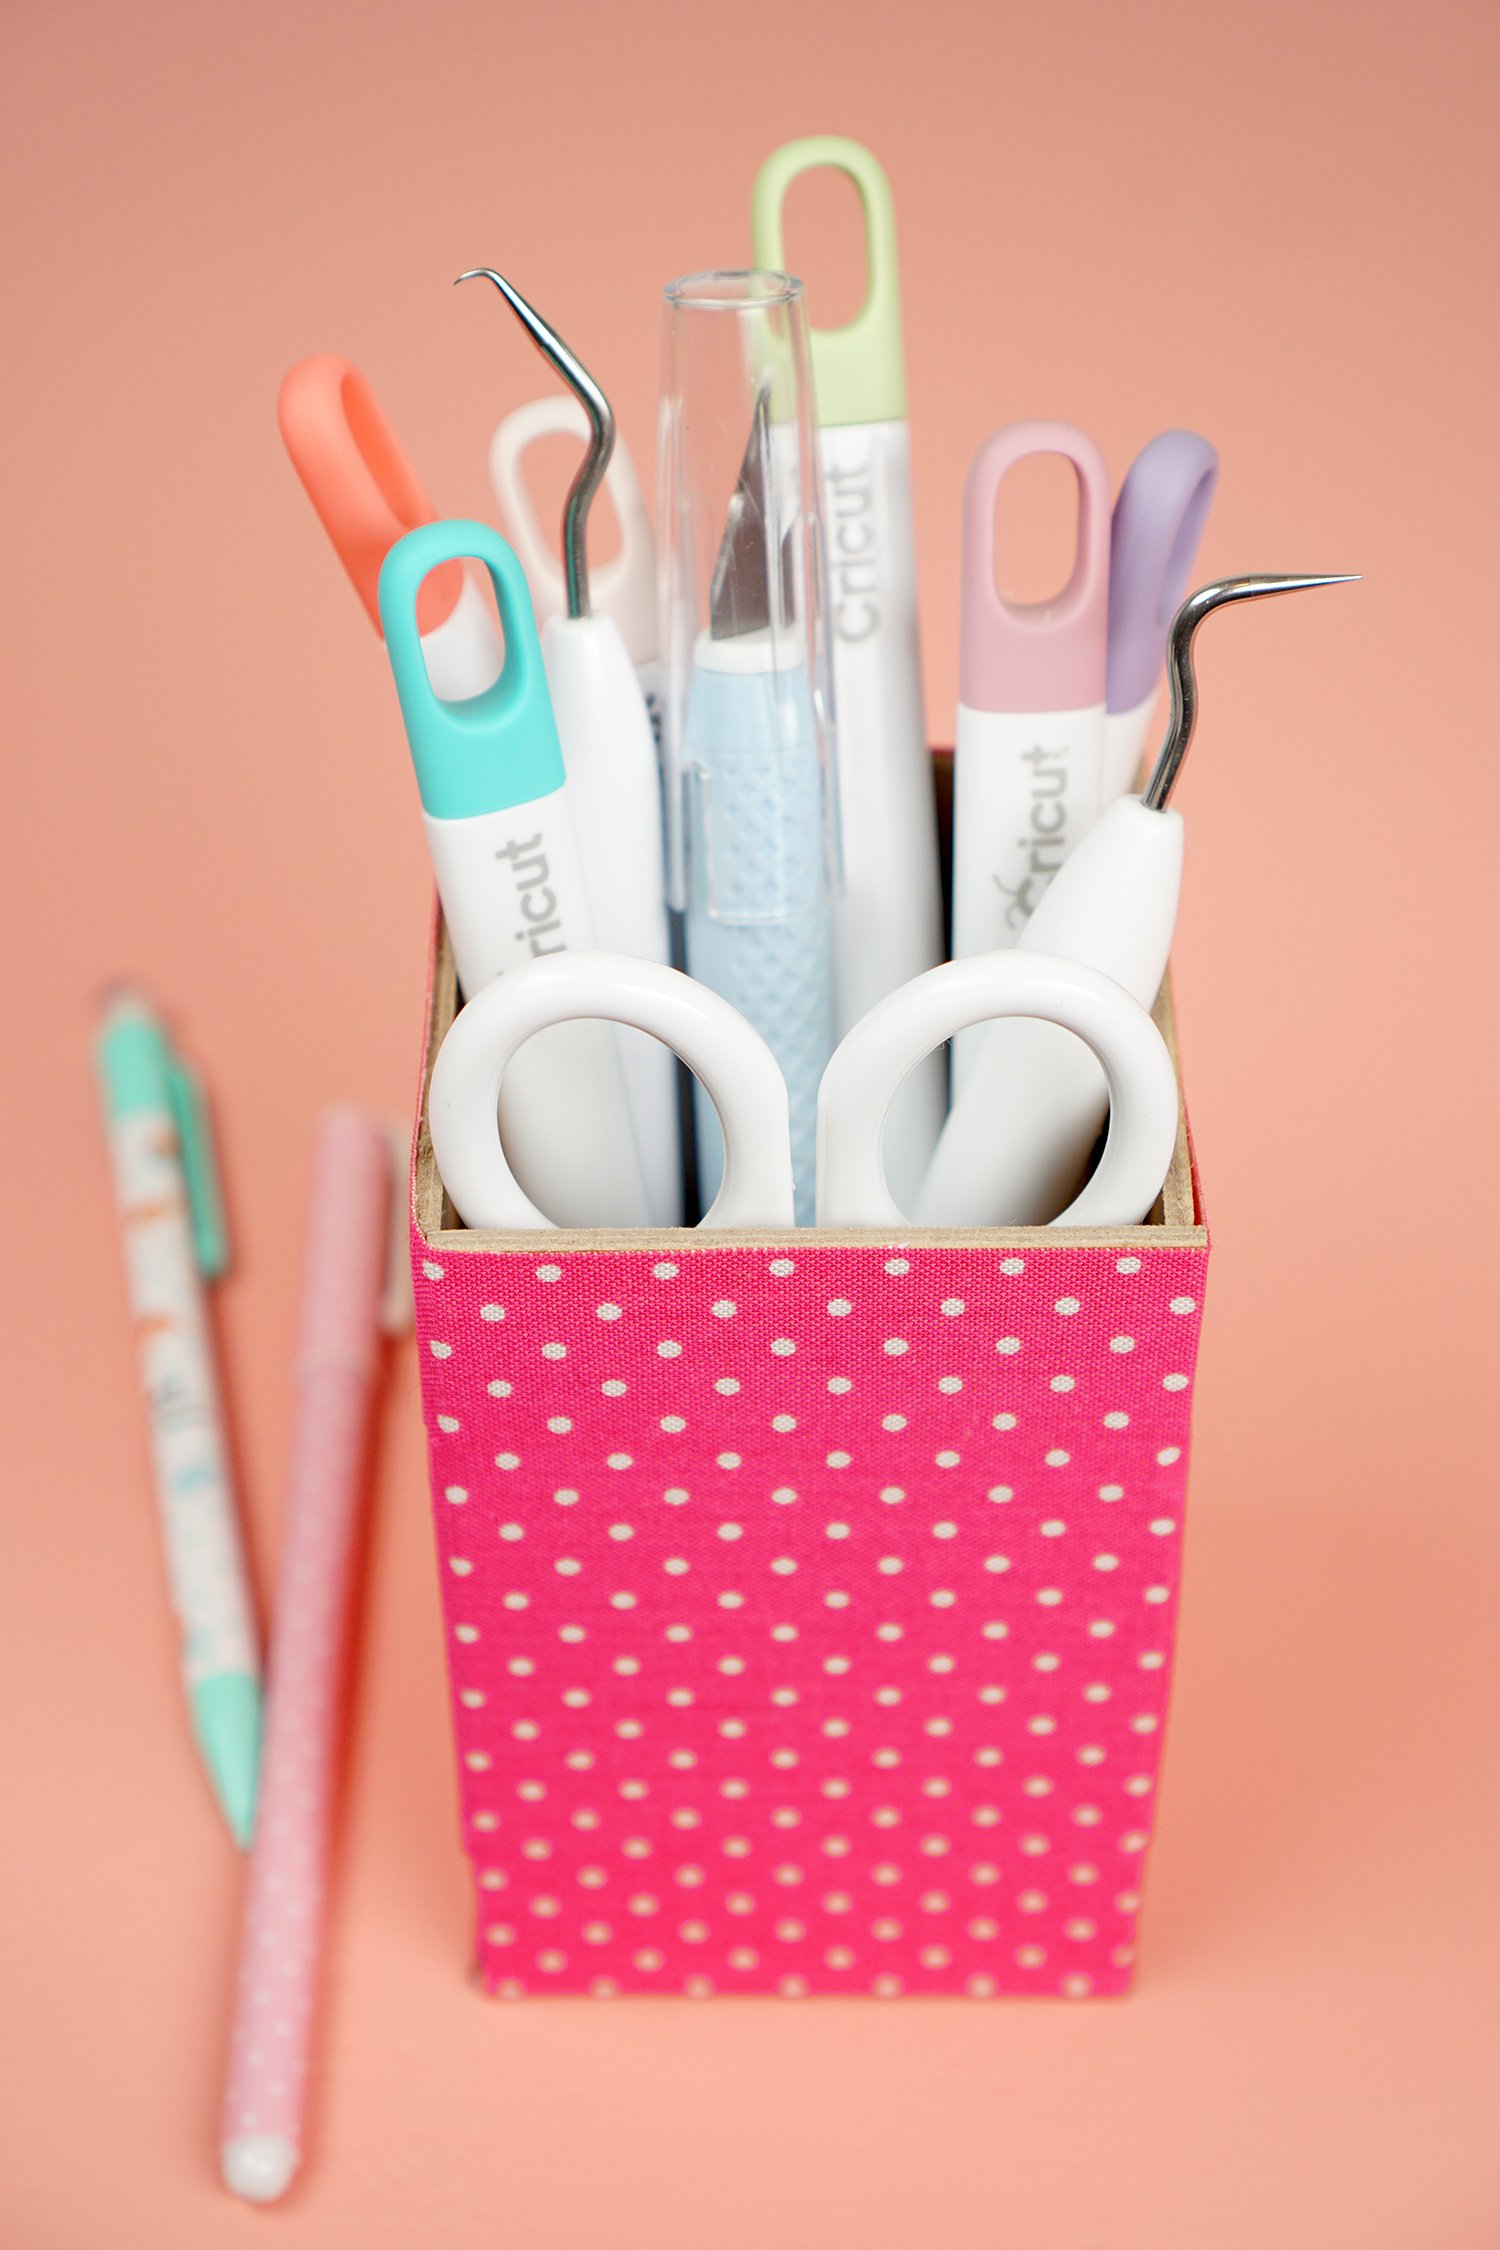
[378,519,562,820]
[751,137,907,428]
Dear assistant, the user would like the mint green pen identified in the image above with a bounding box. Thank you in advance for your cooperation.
[96,990,261,1847]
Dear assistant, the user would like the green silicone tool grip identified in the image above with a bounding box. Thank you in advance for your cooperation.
[378,519,562,821]
[751,137,907,428]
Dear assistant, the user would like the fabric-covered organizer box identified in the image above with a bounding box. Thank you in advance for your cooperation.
[411,921,1208,2001]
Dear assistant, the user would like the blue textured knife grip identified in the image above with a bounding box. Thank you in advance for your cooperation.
[682,659,834,1225]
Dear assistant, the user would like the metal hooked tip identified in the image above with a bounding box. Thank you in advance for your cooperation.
[456,267,614,621]
[1141,571,1360,812]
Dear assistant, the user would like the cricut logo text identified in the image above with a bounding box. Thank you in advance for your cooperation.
[995,746,1071,930]
[826,458,878,643]
[496,833,567,956]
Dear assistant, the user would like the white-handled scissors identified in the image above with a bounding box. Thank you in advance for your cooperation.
[428,950,1180,1232]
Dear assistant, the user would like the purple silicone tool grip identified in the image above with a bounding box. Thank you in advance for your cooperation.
[1106,431,1219,713]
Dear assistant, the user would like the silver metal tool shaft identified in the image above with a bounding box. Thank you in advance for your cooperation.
[1142,571,1359,811]
[457,266,614,621]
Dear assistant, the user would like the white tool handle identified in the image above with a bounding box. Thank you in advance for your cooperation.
[422,785,592,994]
[489,398,658,666]
[820,946,1178,1230]
[949,696,1106,1086]
[415,568,504,702]
[820,418,945,1208]
[635,654,666,758]
[424,790,651,1230]
[914,799,1184,1226]
[950,698,1107,955]
[1102,686,1159,801]
[542,614,680,1224]
[430,952,795,1231]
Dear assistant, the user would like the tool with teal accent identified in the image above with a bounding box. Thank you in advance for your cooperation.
[752,137,945,1210]
[458,269,680,1226]
[378,518,650,1226]
[95,988,262,1848]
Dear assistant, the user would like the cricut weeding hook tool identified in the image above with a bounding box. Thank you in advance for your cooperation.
[487,396,661,704]
[455,268,680,1224]
[915,569,1359,1226]
[1141,571,1360,808]
[457,267,614,618]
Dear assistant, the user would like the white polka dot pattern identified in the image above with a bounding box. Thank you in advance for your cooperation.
[413,1237,1206,1999]
[222,1378,370,2152]
[221,1110,392,2178]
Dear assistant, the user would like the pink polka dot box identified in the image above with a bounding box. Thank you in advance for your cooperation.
[411,927,1208,2002]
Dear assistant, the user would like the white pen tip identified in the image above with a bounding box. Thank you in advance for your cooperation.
[96,981,150,1021]
[222,2133,300,2204]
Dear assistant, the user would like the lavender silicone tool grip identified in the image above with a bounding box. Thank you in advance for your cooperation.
[1106,432,1219,715]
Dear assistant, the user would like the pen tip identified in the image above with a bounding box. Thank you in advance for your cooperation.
[96,981,151,1026]
[193,1674,262,1849]
[222,2136,300,2204]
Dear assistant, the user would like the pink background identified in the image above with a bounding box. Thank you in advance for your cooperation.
[3,0,1498,2241]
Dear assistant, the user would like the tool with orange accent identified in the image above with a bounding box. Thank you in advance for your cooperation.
[95,989,261,1846]
[277,354,502,699]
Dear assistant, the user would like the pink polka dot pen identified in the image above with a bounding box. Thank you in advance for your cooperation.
[220,1108,401,2205]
